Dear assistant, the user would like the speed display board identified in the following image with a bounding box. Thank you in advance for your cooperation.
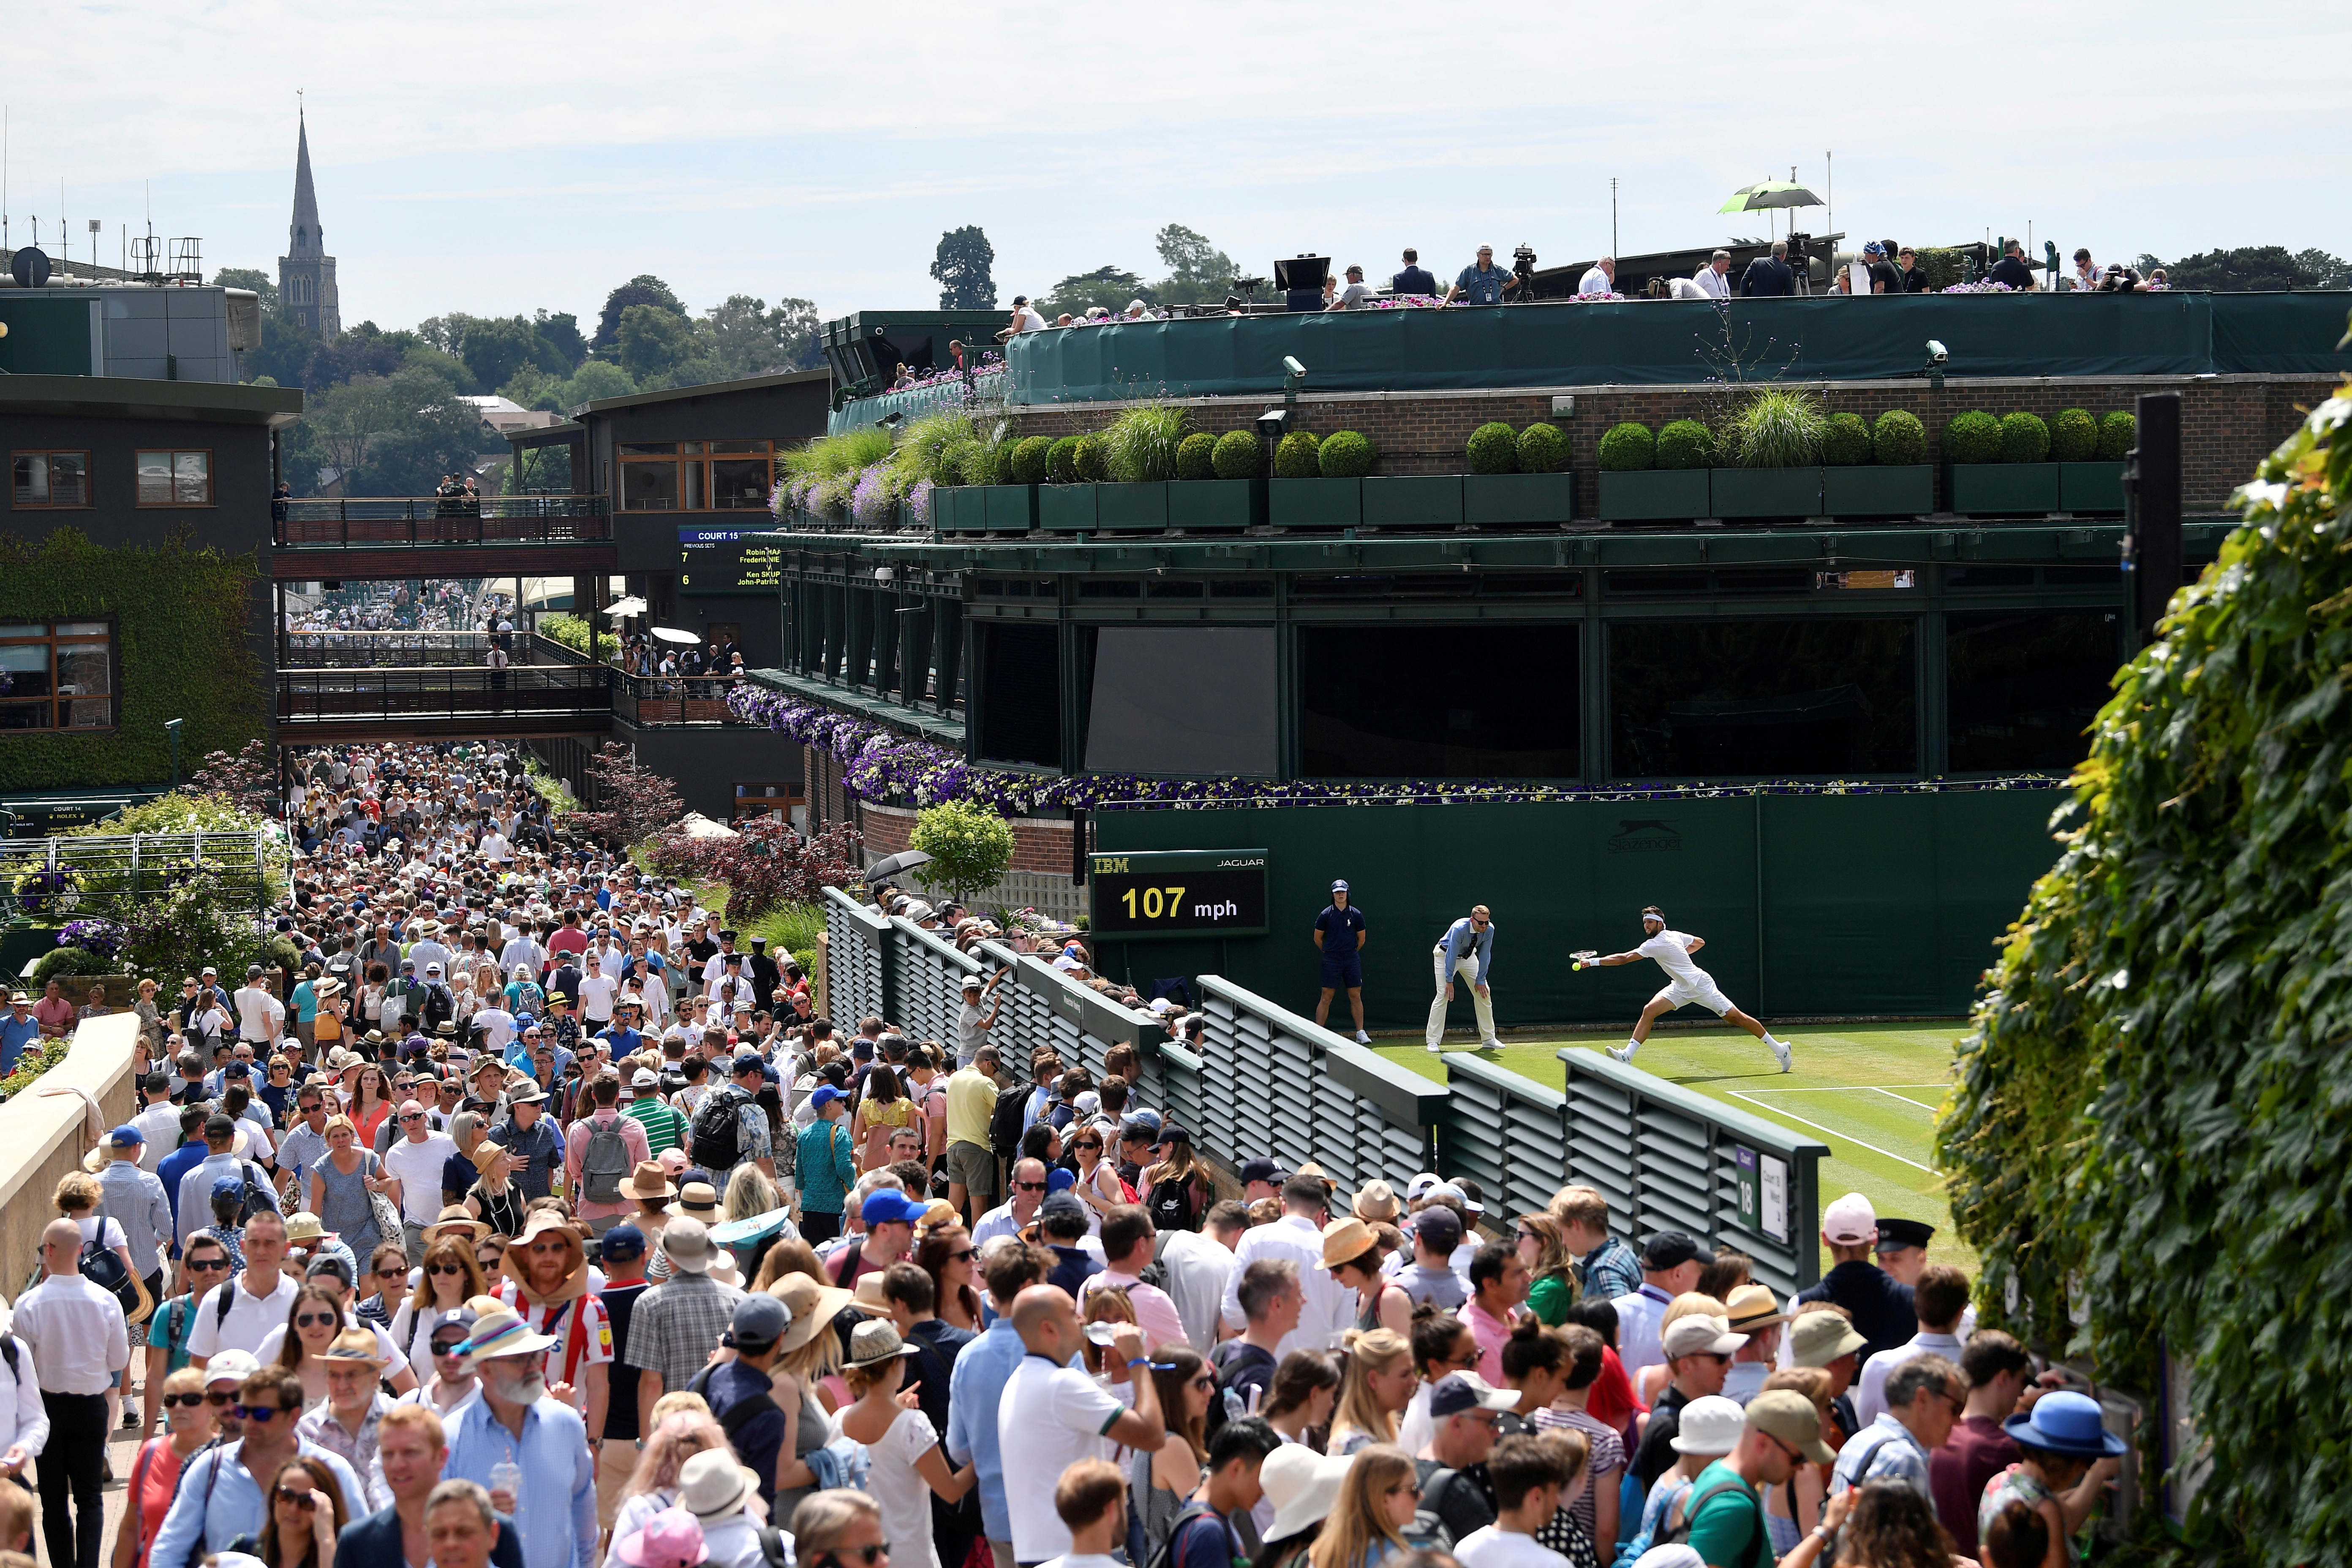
[1088,848,1268,939]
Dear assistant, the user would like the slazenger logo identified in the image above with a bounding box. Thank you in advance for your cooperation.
[1608,818,1681,853]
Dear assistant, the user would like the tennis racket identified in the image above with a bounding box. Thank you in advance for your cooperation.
[1570,949,1599,971]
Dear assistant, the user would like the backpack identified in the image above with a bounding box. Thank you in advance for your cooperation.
[239,1160,282,1225]
[1403,1467,1480,1554]
[1143,1502,1224,1568]
[1146,1172,1200,1236]
[987,1085,1027,1165]
[77,1211,143,1320]
[689,1087,746,1171]
[1661,1471,1769,1564]
[581,1116,631,1205]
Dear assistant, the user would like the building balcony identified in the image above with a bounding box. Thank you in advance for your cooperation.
[272,494,609,548]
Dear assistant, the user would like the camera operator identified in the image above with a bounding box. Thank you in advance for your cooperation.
[1441,244,1515,307]
[1739,241,1797,297]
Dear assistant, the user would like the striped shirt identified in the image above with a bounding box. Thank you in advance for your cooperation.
[624,1097,688,1155]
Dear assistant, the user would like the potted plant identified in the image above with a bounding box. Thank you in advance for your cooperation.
[2053,407,2127,513]
[1038,435,1105,531]
[1597,419,1709,520]
[1462,422,1577,525]
[1712,390,1824,518]
[1947,410,2060,514]
[1363,422,1459,525]
[1822,409,1936,518]
[1169,430,1267,531]
[1097,404,1190,530]
[1270,430,1365,528]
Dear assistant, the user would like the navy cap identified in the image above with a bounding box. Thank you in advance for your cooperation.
[1640,1230,1712,1271]
[1240,1157,1285,1186]
[599,1224,647,1262]
[732,1294,790,1345]
[731,1053,765,1076]
[1331,880,1349,893]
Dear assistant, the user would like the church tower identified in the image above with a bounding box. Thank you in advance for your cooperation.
[277,107,342,336]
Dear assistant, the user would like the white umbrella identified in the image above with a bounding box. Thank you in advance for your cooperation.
[677,812,738,840]
[650,626,700,645]
[604,595,649,619]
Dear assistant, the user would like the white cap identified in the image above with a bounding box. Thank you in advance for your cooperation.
[1405,1173,1442,1201]
[1822,1192,1878,1245]
[1669,1394,1746,1455]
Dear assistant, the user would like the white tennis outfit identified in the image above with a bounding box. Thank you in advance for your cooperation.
[1639,930,1734,1015]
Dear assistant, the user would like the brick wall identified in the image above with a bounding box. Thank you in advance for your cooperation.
[1005,375,2333,514]
[860,800,1075,871]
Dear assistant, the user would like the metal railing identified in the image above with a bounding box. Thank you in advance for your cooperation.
[284,632,589,669]
[272,495,610,548]
[275,664,610,723]
[0,830,278,915]
[611,670,755,727]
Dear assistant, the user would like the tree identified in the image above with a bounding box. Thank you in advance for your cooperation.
[214,267,279,314]
[931,226,998,310]
[691,819,864,923]
[246,312,317,387]
[449,315,568,394]
[593,275,686,355]
[1151,224,1236,306]
[2294,248,2352,288]
[617,304,693,381]
[771,298,821,372]
[1040,266,1150,321]
[300,366,489,497]
[183,739,279,816]
[907,800,1015,902]
[302,321,408,390]
[569,742,686,849]
[535,309,589,369]
[2161,246,2328,291]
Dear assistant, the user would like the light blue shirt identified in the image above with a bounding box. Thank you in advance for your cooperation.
[148,1439,366,1566]
[444,1394,596,1568]
[1439,916,1495,984]
[945,1316,1026,1541]
[0,1014,41,1076]
[97,1161,174,1278]
[1829,1411,1935,1500]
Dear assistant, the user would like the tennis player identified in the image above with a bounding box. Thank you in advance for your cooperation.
[1593,905,1791,1071]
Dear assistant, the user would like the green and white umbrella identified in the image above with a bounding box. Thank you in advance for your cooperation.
[1718,180,1824,213]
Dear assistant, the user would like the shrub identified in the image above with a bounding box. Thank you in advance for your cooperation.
[2049,407,2099,463]
[1727,389,1824,469]
[1821,411,1873,466]
[1101,402,1191,483]
[1466,422,1519,475]
[1655,420,1715,470]
[1999,411,2051,464]
[1211,430,1263,480]
[1873,409,1927,466]
[937,439,983,486]
[1944,410,2002,465]
[1516,423,1569,474]
[1045,436,1084,484]
[908,800,1016,903]
[31,945,112,986]
[983,440,1015,486]
[1274,430,1321,479]
[1071,435,1107,484]
[2099,410,2137,461]
[1318,430,1377,479]
[1597,422,1656,472]
[1175,432,1217,481]
[893,411,978,487]
[1010,436,1054,485]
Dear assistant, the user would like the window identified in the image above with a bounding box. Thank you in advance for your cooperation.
[11,452,91,508]
[619,440,773,511]
[1609,618,1916,778]
[136,451,212,506]
[0,621,115,731]
[976,623,1061,767]
[1300,624,1580,779]
[1081,627,1277,776]
[1946,610,2117,772]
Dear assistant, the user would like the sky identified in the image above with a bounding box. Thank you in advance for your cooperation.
[6,2,2349,335]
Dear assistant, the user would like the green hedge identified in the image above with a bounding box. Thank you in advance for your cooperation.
[0,528,264,792]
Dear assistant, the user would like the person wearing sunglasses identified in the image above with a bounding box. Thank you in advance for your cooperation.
[397,1309,483,1418]
[787,1486,889,1568]
[255,1454,353,1568]
[1628,1313,1746,1491]
[114,1366,217,1568]
[142,1234,234,1437]
[1673,1389,1845,1568]
[144,1369,367,1568]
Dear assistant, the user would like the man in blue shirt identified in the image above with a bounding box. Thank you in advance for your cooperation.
[947,1239,1051,1568]
[443,1307,596,1568]
[1425,906,1500,1053]
[1312,880,1371,1044]
[1443,245,1512,307]
[0,992,41,1077]
[155,1105,214,1244]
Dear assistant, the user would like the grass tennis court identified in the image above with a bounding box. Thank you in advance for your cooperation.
[1369,1021,1977,1278]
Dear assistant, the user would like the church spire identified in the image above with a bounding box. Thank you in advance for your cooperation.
[290,98,321,255]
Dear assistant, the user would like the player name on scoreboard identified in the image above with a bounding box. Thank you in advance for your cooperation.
[678,527,784,595]
[1088,849,1269,938]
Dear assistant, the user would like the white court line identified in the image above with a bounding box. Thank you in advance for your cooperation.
[1727,1092,1939,1174]
[1870,1087,1944,1111]
[1740,1084,1950,1092]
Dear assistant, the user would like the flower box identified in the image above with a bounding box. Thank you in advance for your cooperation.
[1710,468,1822,519]
[1463,472,1577,525]
[1167,479,1265,531]
[2058,461,2126,514]
[1822,465,1935,518]
[1270,477,1362,529]
[1362,476,1464,527]
[1597,468,1710,521]
[1948,463,2060,516]
[1096,482,1168,531]
[980,484,1038,532]
[934,488,992,533]
[1037,484,1098,532]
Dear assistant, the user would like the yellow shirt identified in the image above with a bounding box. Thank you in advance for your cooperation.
[944,1065,999,1151]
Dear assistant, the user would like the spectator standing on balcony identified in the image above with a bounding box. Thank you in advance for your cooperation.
[1000,296,1048,340]
[272,481,292,525]
[1324,266,1378,312]
[1897,247,1929,293]
[1392,248,1438,296]
[1988,240,2039,290]
[1693,250,1733,299]
[1576,257,1615,296]
[1864,243,1904,296]
[1443,246,1511,308]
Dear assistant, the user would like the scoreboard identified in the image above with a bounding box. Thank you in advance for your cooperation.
[678,528,784,595]
[1088,849,1269,939]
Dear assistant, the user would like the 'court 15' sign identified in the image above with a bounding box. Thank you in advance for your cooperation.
[1088,850,1269,938]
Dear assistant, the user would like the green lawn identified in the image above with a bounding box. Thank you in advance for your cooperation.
[1369,1020,1978,1279]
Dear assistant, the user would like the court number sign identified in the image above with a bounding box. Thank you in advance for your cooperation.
[1734,1146,1792,1247]
[1089,849,1269,938]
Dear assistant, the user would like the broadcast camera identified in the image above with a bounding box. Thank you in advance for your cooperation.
[1508,243,1538,298]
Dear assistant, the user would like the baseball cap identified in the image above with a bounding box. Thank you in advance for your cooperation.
[1413,1206,1463,1250]
[1640,1231,1712,1271]
[600,1224,647,1263]
[1746,1389,1838,1464]
[632,1068,659,1089]
[1427,1372,1519,1418]
[807,1085,845,1111]
[1821,1192,1878,1246]
[1405,1173,1442,1201]
[210,1173,244,1200]
[1669,1394,1746,1455]
[203,1349,262,1387]
[1045,1167,1078,1194]
[731,1294,790,1346]
[860,1189,926,1228]
[1240,1157,1287,1186]
[1788,1309,1869,1367]
[107,1124,145,1149]
[1662,1315,1747,1358]
[1330,880,1349,893]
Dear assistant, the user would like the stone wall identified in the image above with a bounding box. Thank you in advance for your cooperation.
[858,800,1086,920]
[0,1016,139,1298]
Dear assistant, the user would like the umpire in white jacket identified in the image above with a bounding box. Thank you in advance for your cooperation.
[1426,906,1499,1052]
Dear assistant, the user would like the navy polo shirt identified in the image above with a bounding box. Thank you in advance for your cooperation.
[1793,1258,1917,1364]
[1315,904,1368,954]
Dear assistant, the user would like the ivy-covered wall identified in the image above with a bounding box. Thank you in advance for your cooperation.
[0,526,266,790]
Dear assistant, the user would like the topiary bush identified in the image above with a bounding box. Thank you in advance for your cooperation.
[1071,435,1107,483]
[1655,419,1715,470]
[2098,410,2137,461]
[1175,432,1217,481]
[1318,431,1377,479]
[1937,396,2352,1568]
[1597,422,1656,472]
[1045,436,1085,484]
[1820,411,1873,466]
[1873,409,1927,466]
[1516,423,1568,474]
[1010,436,1054,485]
[1274,430,1322,479]
[1211,430,1263,480]
[937,439,982,486]
[1466,422,1519,475]
[2049,407,2099,463]
[1944,410,2002,465]
[1999,411,2051,464]
[983,440,1015,486]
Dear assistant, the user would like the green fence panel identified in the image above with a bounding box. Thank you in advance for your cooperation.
[2209,291,2352,376]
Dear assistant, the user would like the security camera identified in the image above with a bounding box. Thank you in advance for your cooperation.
[1926,340,1949,365]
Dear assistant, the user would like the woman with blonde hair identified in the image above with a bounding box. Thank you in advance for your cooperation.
[133,977,168,1057]
[308,1115,389,1258]
[1307,1443,1418,1568]
[461,1142,525,1238]
[1080,1287,1138,1385]
[749,1236,823,1295]
[603,1410,730,1568]
[836,1320,976,1568]
[1635,1292,1727,1407]
[388,1237,485,1371]
[1326,1329,1416,1456]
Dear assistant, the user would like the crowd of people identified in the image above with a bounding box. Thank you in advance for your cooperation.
[0,739,2121,1568]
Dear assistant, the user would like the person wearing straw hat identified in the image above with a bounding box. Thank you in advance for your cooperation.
[1673,1390,1839,1568]
[295,1328,395,1510]
[441,1304,596,1568]
[1324,1214,1411,1337]
[489,1211,610,1438]
[670,1447,767,1568]
[1720,1284,1790,1406]
[838,1317,976,1568]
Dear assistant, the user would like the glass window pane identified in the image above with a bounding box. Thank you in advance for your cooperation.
[0,644,53,699]
[10,456,45,505]
[173,452,211,504]
[618,443,677,456]
[1608,619,1916,778]
[0,624,46,637]
[621,461,679,511]
[682,460,705,511]
[1083,628,1277,777]
[710,439,769,453]
[65,699,110,728]
[0,702,49,730]
[710,460,770,509]
[976,623,1060,767]
[1301,624,1580,779]
[50,452,87,504]
[1946,610,2117,773]
[137,452,174,504]
[55,622,108,635]
[57,645,109,696]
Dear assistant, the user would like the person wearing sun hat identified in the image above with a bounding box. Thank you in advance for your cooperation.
[489,1210,612,1438]
[442,1304,596,1568]
[612,1504,711,1568]
[1668,1391,1833,1568]
[296,1328,396,1509]
[1976,1388,2124,1551]
[838,1316,970,1567]
[672,1447,763,1566]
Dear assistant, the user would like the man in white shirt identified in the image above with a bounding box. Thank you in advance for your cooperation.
[1219,1175,1351,1359]
[380,1100,459,1264]
[1608,1230,1709,1383]
[1597,906,1793,1073]
[1692,250,1733,299]
[187,1210,302,1364]
[576,955,617,1029]
[128,1072,183,1173]
[479,828,512,863]
[1851,1263,1970,1429]
[999,1287,1167,1565]
[0,1296,47,1491]
[14,1219,128,1565]
[472,1001,518,1057]
[1322,264,1378,311]
[234,966,281,1046]
[1156,1200,1244,1356]
[1576,256,1617,296]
